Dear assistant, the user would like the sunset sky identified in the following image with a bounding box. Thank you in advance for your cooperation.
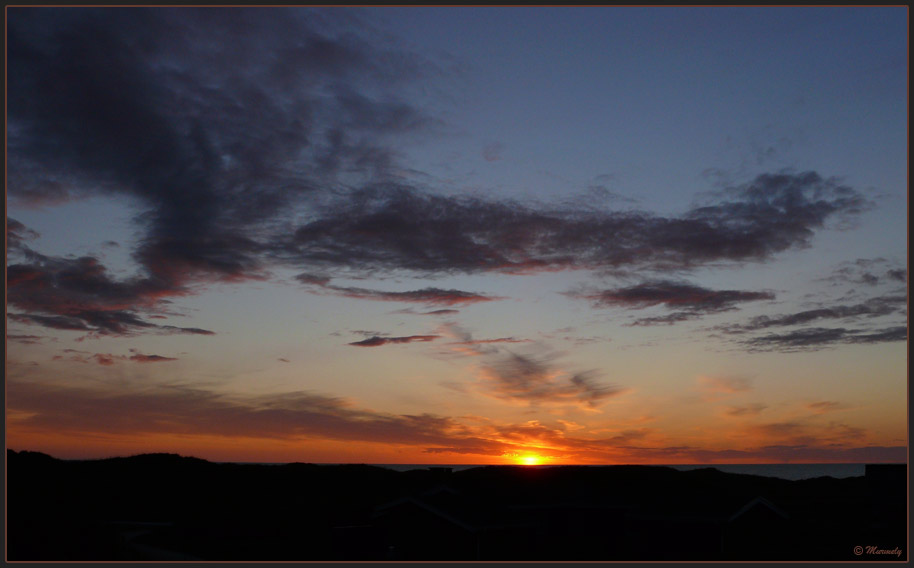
[6,7,907,465]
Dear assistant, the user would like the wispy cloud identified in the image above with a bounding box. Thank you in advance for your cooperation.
[568,280,774,325]
[725,403,768,417]
[394,308,462,317]
[7,217,40,249]
[348,335,439,347]
[440,324,626,409]
[7,334,46,345]
[478,352,626,408]
[741,326,907,352]
[296,274,503,306]
[806,400,847,414]
[722,294,905,332]
[129,353,178,363]
[820,258,907,288]
[51,349,178,365]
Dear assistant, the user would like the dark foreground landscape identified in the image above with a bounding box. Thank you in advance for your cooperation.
[6,450,907,561]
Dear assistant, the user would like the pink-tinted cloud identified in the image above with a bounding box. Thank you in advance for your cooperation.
[51,350,177,365]
[7,249,215,337]
[7,334,45,345]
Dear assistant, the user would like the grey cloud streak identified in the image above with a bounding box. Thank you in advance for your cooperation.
[568,280,774,325]
[348,335,439,347]
[295,273,503,306]
[729,295,906,331]
[742,326,907,352]
[711,292,907,352]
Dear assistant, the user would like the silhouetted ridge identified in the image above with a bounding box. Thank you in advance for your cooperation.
[98,452,213,466]
[8,449,59,463]
[6,452,905,561]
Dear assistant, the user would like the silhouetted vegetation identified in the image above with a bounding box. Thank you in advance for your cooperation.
[6,450,906,561]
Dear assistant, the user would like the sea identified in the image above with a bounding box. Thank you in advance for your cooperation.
[365,463,872,480]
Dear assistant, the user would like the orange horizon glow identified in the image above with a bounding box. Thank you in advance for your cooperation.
[7,425,906,466]
[518,454,545,466]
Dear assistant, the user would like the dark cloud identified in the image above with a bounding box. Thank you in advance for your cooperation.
[295,273,332,287]
[7,8,437,331]
[573,280,774,310]
[6,9,875,342]
[296,274,503,306]
[711,287,906,352]
[820,258,906,288]
[569,280,774,325]
[348,335,439,347]
[743,325,907,352]
[395,308,462,317]
[10,313,93,332]
[286,172,870,276]
[7,334,45,344]
[7,252,215,337]
[725,294,905,332]
[50,349,177,364]
[129,353,178,363]
[847,326,908,344]
[886,268,907,283]
[7,217,40,250]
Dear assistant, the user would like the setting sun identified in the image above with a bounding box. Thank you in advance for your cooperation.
[519,454,544,466]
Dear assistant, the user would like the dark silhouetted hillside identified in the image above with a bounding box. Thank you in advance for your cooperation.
[6,450,906,561]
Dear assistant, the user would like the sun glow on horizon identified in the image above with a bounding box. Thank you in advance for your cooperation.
[518,454,545,466]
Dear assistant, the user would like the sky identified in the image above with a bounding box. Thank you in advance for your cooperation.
[5,7,908,465]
